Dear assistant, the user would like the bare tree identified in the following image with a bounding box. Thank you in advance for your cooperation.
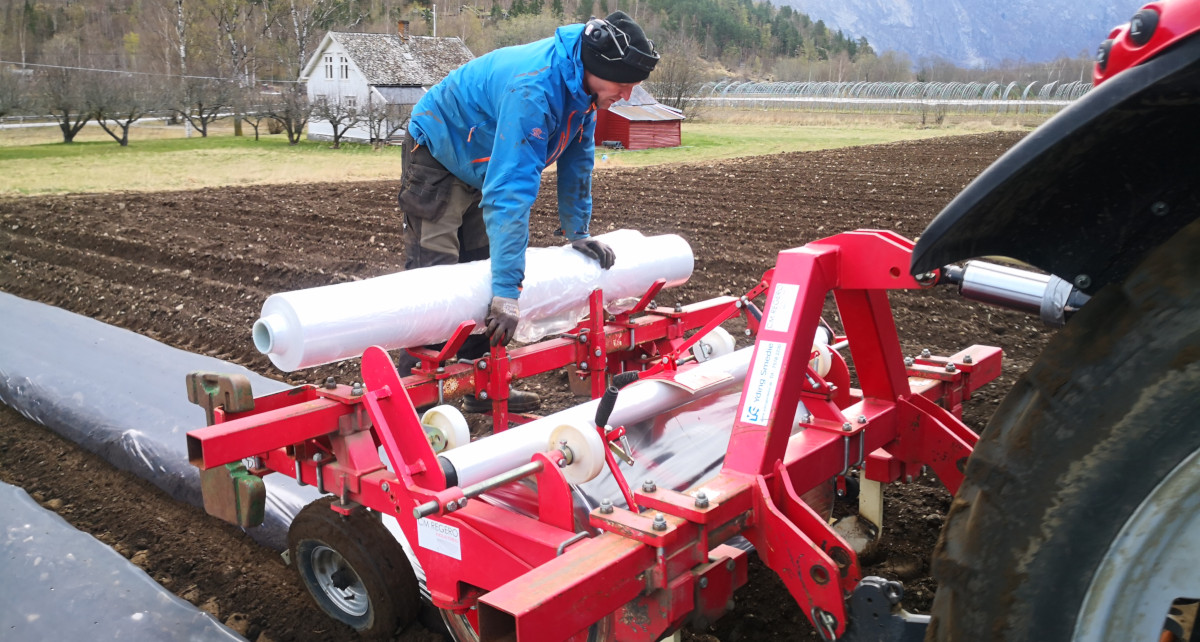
[311,93,363,148]
[36,67,91,143]
[234,83,275,140]
[86,73,159,146]
[364,99,408,147]
[267,83,310,145]
[173,76,233,136]
[0,69,28,117]
[279,0,362,78]
[643,33,708,118]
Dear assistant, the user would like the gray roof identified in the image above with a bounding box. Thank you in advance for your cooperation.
[330,33,474,86]
[608,85,685,121]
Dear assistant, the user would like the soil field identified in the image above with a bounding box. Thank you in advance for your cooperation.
[0,130,1053,641]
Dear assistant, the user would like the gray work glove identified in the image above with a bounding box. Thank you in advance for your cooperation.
[485,296,520,347]
[570,238,616,269]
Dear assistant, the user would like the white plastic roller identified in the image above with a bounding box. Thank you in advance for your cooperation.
[420,405,470,452]
[548,422,606,484]
[692,327,736,363]
[252,229,694,372]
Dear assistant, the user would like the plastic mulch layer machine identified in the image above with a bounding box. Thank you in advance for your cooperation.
[186,230,1084,641]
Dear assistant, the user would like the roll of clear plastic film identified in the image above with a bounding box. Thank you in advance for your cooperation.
[252,230,695,372]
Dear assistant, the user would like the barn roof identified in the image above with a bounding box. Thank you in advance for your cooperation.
[608,85,685,122]
[301,32,474,86]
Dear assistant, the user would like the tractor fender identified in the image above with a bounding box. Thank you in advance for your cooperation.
[910,30,1200,294]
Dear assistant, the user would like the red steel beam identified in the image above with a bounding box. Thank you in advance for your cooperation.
[186,397,350,469]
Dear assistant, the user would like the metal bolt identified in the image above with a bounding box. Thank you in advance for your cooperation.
[726,559,736,572]
[594,348,602,357]
[905,475,913,484]
[313,452,324,462]
[642,479,657,493]
[1074,274,1092,290]
[381,481,390,492]
[580,362,589,371]
[921,348,931,358]
[457,498,469,509]
[963,355,973,364]
[445,501,457,512]
[695,491,710,509]
[351,382,364,396]
[744,328,752,337]
[478,390,488,400]
[904,356,914,367]
[1151,201,1170,216]
[578,333,588,344]
[648,300,657,310]
[799,413,812,424]
[734,300,743,309]
[477,360,488,370]
[945,363,957,373]
[842,422,853,432]
[652,513,668,531]
[436,366,445,374]
[675,302,683,313]
[599,498,614,514]
[857,415,867,424]
[698,577,709,589]
[324,377,337,389]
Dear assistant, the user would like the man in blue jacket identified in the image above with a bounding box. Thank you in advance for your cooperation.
[396,11,658,412]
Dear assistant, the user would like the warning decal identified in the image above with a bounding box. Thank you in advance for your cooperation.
[418,517,462,560]
[763,283,799,333]
[740,340,786,426]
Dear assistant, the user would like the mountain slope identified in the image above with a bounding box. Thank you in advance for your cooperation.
[775,0,1133,67]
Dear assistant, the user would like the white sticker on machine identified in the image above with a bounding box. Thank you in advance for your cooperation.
[763,283,799,333]
[417,517,462,560]
[740,340,787,426]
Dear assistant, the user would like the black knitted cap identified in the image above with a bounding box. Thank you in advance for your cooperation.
[580,11,659,83]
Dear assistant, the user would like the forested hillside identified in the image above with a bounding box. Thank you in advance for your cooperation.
[0,0,871,83]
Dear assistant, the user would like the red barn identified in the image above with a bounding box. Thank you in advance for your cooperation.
[594,86,684,151]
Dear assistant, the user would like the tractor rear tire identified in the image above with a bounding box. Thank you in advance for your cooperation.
[289,497,420,639]
[926,218,1200,641]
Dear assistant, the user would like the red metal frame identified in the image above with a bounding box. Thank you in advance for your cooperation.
[186,230,1002,641]
[401,286,742,430]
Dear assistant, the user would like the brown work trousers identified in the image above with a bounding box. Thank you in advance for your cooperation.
[397,132,490,268]
[396,131,491,365]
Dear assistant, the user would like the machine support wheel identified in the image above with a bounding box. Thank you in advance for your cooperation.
[289,497,420,639]
[926,218,1200,641]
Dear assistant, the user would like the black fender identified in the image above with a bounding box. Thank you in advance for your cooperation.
[910,33,1200,294]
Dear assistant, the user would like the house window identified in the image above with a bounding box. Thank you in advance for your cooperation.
[346,95,357,107]
[339,56,349,79]
[324,55,333,79]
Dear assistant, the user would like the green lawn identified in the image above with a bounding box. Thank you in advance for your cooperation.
[0,116,1024,196]
[596,118,1032,167]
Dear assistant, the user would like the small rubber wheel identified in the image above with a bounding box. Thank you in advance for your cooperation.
[288,498,420,639]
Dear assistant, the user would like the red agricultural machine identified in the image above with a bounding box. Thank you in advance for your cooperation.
[186,2,1200,640]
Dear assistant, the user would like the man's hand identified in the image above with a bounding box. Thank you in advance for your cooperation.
[570,238,616,269]
[485,296,520,347]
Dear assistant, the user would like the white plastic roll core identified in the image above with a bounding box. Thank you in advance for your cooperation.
[253,230,694,372]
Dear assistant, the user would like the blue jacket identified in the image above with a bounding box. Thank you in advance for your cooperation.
[408,25,597,299]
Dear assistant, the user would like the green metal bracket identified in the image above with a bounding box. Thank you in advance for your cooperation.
[186,371,254,425]
[200,462,266,528]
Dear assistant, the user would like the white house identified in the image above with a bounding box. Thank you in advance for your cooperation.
[299,29,474,143]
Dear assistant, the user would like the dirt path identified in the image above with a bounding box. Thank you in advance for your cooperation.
[0,131,1051,641]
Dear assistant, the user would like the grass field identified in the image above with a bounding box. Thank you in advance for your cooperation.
[0,112,1034,196]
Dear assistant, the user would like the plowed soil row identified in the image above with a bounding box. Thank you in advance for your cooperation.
[0,130,1052,641]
